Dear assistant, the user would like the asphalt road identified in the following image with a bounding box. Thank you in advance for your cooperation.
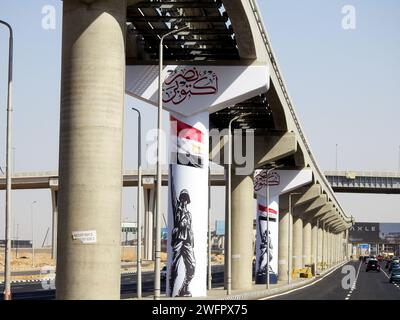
[3,261,399,300]
[271,261,400,300]
[0,265,225,300]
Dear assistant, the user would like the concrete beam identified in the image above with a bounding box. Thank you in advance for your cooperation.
[313,203,335,219]
[323,215,340,225]
[294,195,327,217]
[279,184,321,211]
[293,184,321,207]
[255,132,297,168]
[210,131,296,170]
[222,0,268,61]
[318,210,336,222]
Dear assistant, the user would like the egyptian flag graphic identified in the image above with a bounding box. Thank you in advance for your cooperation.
[170,116,205,168]
[257,204,277,222]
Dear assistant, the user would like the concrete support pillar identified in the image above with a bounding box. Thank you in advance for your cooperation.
[337,234,340,263]
[143,187,155,261]
[322,228,328,269]
[327,231,331,267]
[311,222,318,271]
[333,234,337,264]
[56,0,126,300]
[341,233,344,261]
[330,232,333,265]
[278,209,291,283]
[50,187,58,261]
[317,225,323,271]
[333,233,336,264]
[231,173,254,290]
[302,220,312,266]
[333,233,336,265]
[292,216,303,271]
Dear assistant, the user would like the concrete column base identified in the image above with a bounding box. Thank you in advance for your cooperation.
[56,0,127,300]
[231,173,254,290]
[292,216,303,272]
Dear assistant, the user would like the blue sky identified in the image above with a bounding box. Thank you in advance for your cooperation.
[0,1,399,244]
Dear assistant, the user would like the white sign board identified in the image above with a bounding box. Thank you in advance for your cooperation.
[72,230,97,244]
[126,64,269,117]
[253,170,312,284]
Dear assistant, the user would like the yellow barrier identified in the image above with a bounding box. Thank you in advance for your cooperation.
[292,267,313,279]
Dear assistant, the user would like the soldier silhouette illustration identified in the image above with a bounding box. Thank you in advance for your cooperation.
[256,216,275,283]
[169,188,196,297]
[258,229,273,275]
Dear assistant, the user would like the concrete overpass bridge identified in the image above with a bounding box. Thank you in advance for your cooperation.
[325,171,400,194]
[51,0,353,299]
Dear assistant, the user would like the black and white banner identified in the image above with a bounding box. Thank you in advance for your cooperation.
[167,112,209,297]
[254,170,312,284]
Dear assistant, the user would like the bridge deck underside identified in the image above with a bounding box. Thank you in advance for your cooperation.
[126,0,240,63]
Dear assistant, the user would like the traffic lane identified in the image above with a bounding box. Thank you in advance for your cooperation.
[272,261,355,300]
[0,265,225,300]
[349,261,400,300]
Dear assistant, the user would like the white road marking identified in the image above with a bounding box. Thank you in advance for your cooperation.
[381,267,400,291]
[345,261,362,301]
[259,260,348,300]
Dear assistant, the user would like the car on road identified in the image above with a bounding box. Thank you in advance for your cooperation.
[389,268,400,283]
[366,259,380,272]
[389,262,400,273]
[364,256,373,264]
[161,266,167,281]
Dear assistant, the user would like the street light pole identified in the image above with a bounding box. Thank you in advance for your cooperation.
[31,201,37,268]
[1,19,13,301]
[131,107,142,299]
[226,116,238,295]
[208,166,212,291]
[155,25,189,300]
[316,218,320,275]
[288,192,301,284]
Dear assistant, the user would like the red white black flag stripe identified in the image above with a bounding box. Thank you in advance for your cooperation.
[170,116,205,169]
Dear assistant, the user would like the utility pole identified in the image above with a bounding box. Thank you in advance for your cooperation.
[155,25,190,300]
[1,19,14,301]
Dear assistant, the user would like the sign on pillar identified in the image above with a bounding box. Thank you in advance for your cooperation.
[254,170,312,284]
[125,64,269,297]
[255,192,280,284]
[167,112,209,297]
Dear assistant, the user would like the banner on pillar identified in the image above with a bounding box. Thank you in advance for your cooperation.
[167,112,209,297]
[253,170,312,284]
[126,64,269,117]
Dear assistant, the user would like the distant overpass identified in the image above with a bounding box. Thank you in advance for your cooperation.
[325,171,400,194]
[4,170,400,194]
[0,168,225,190]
